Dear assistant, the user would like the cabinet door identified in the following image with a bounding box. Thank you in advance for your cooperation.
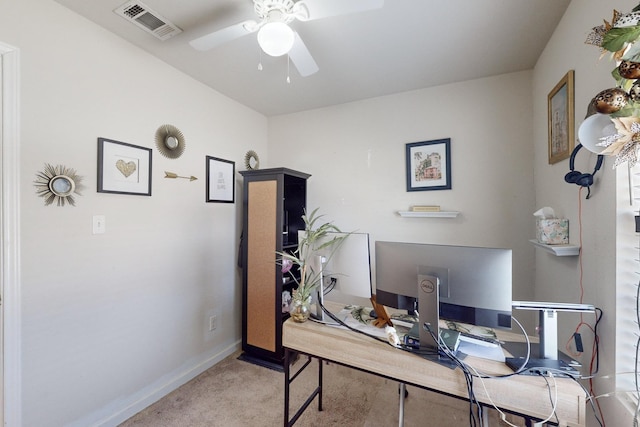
[246,180,278,352]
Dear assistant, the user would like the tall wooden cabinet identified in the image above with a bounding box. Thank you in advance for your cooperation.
[239,168,310,368]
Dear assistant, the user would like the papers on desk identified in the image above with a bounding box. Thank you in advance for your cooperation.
[324,306,414,340]
[329,306,390,339]
[323,305,506,362]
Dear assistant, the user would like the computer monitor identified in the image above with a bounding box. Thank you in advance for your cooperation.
[321,232,373,300]
[375,241,512,350]
[298,231,373,320]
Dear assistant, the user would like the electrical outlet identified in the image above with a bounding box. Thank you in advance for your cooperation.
[209,315,217,331]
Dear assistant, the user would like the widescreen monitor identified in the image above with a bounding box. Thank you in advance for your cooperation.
[374,241,512,332]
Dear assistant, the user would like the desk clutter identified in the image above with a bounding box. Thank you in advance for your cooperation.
[284,303,589,427]
[327,305,506,362]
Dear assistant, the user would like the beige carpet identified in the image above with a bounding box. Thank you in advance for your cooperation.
[119,351,525,426]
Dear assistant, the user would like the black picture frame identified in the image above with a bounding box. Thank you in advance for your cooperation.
[406,138,451,192]
[206,156,235,203]
[97,138,152,196]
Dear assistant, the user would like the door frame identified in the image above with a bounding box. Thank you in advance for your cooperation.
[1,41,22,427]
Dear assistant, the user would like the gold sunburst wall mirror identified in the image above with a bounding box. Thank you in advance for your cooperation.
[34,163,83,207]
[244,150,260,170]
[155,124,186,159]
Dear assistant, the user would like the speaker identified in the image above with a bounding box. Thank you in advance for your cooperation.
[564,143,604,199]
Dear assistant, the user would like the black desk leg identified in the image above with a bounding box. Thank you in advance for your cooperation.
[318,358,323,411]
[284,350,322,427]
[284,348,291,427]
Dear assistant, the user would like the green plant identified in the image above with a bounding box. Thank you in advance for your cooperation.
[278,208,348,303]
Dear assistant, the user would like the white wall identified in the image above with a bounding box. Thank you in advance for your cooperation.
[0,0,267,425]
[2,0,633,425]
[533,0,634,425]
[268,71,536,307]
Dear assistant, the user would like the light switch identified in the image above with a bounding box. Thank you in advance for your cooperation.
[92,215,106,234]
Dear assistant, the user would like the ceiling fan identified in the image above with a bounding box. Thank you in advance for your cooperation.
[189,0,384,77]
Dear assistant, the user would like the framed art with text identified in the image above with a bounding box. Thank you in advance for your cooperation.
[97,138,152,196]
[206,156,235,203]
[406,138,451,191]
[548,70,575,164]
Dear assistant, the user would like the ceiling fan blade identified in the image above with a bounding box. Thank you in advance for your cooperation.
[189,20,258,51]
[289,32,319,77]
[293,0,384,21]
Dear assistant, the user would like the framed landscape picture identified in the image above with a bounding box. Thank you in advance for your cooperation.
[548,70,575,164]
[406,138,451,192]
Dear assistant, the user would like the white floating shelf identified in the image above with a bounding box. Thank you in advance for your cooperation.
[397,211,460,218]
[529,239,580,256]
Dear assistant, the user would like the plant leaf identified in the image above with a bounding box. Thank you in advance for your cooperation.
[622,40,640,61]
[602,26,640,52]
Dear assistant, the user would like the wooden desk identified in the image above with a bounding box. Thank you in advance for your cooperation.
[282,313,586,426]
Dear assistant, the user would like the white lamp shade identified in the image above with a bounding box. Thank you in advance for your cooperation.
[257,22,295,57]
[578,113,617,154]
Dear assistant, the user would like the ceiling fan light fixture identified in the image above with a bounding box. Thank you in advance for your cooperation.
[257,21,295,56]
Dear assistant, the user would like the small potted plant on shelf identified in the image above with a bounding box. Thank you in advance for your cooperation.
[279,208,347,322]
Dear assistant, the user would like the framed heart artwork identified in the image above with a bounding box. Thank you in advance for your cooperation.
[97,137,152,196]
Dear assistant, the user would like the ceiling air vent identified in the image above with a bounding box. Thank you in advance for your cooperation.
[114,1,182,41]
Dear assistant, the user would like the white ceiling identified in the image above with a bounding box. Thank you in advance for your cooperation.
[54,0,571,117]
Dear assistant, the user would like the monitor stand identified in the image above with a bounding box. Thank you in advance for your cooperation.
[417,274,439,351]
[417,274,458,369]
[504,303,594,377]
[503,343,581,376]
[308,255,329,323]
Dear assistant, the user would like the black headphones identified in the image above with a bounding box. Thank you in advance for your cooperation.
[564,143,604,199]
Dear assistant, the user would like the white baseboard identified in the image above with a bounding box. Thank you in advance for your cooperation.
[70,340,241,427]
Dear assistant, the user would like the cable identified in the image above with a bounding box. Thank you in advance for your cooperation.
[318,301,387,343]
[464,363,519,427]
[317,301,428,354]
[317,302,590,425]
[564,185,607,425]
[460,315,532,380]
[423,322,483,426]
[428,316,592,427]
[322,277,337,295]
[537,372,560,425]
[419,317,533,426]
[532,372,559,426]
[575,377,605,427]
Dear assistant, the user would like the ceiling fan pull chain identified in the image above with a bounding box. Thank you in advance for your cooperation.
[286,55,291,83]
[257,47,263,71]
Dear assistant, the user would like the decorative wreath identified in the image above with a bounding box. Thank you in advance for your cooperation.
[585,4,640,166]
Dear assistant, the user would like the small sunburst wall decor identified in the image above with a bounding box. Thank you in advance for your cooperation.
[244,150,260,170]
[155,124,186,159]
[34,163,83,207]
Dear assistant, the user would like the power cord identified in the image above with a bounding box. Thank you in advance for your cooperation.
[535,372,559,426]
[322,277,337,295]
